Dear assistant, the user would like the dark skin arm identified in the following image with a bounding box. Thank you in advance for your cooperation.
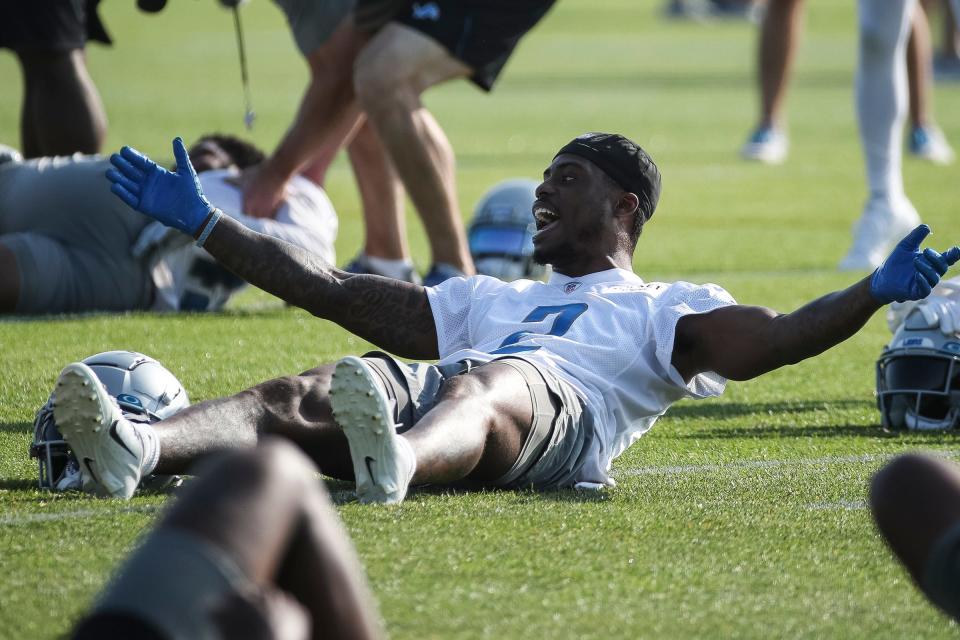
[672,276,881,382]
[200,215,439,360]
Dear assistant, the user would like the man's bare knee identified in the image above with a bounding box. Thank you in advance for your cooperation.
[252,373,332,429]
[871,453,955,516]
[247,438,321,493]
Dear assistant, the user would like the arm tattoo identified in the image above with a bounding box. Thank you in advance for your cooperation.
[202,217,439,359]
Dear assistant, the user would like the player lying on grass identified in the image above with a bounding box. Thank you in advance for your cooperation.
[0,135,337,314]
[52,132,959,502]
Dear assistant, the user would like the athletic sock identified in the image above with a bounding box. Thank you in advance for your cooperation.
[133,421,161,477]
[363,255,416,280]
[855,0,916,205]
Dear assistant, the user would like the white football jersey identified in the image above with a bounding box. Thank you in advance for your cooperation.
[427,268,736,486]
[139,169,338,311]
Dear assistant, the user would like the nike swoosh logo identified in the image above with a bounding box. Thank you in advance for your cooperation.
[364,456,376,481]
[109,420,136,457]
[83,457,101,486]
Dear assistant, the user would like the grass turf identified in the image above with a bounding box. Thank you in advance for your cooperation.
[2,0,960,637]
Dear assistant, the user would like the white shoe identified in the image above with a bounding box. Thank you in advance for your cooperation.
[0,144,22,167]
[909,126,955,165]
[740,127,789,164]
[329,356,416,504]
[53,363,154,499]
[838,198,921,271]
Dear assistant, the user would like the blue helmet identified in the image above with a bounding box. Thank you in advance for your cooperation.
[468,179,547,282]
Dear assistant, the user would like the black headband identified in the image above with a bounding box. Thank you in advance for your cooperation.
[554,133,661,221]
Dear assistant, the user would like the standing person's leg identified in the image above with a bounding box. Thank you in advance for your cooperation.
[839,0,919,271]
[906,3,955,163]
[741,0,804,164]
[343,120,417,282]
[16,48,107,157]
[72,440,385,640]
[871,453,960,622]
[353,24,476,281]
[242,15,368,218]
[932,0,960,79]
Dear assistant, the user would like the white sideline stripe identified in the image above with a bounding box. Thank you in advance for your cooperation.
[1,489,360,527]
[621,450,960,477]
[5,453,958,526]
[0,504,161,526]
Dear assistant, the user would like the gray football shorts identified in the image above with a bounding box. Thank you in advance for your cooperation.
[0,232,152,313]
[272,0,354,55]
[91,529,253,640]
[922,520,960,619]
[362,352,594,489]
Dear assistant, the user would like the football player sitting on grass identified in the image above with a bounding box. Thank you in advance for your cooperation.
[51,132,960,503]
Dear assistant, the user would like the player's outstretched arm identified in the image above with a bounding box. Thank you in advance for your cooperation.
[672,225,960,382]
[106,138,439,360]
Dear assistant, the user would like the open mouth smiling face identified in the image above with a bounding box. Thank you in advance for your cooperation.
[532,202,560,241]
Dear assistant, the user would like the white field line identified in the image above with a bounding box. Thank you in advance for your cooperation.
[0,489,359,528]
[622,452,960,512]
[619,450,960,477]
[0,504,162,526]
[5,455,958,526]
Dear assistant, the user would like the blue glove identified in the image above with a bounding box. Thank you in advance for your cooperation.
[870,225,960,303]
[106,137,213,235]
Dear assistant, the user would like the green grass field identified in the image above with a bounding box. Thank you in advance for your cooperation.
[2,1,960,637]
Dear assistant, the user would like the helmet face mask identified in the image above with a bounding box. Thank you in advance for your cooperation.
[877,310,960,431]
[29,351,189,490]
[28,398,77,490]
[468,178,547,282]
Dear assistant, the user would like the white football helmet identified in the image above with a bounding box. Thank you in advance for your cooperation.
[468,178,547,282]
[30,351,189,490]
[877,309,960,431]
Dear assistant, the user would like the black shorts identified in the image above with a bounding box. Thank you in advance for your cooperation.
[355,0,556,91]
[0,0,110,53]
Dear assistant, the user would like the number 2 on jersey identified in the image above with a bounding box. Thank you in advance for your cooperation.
[491,303,588,355]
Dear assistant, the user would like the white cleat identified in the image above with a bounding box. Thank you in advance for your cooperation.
[0,143,22,167]
[329,356,416,504]
[740,127,789,164]
[53,363,148,499]
[838,197,921,271]
[909,126,956,166]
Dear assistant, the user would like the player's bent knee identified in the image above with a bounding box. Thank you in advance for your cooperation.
[254,375,313,409]
[871,454,925,507]
[257,438,319,483]
[225,439,318,496]
[870,454,953,528]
